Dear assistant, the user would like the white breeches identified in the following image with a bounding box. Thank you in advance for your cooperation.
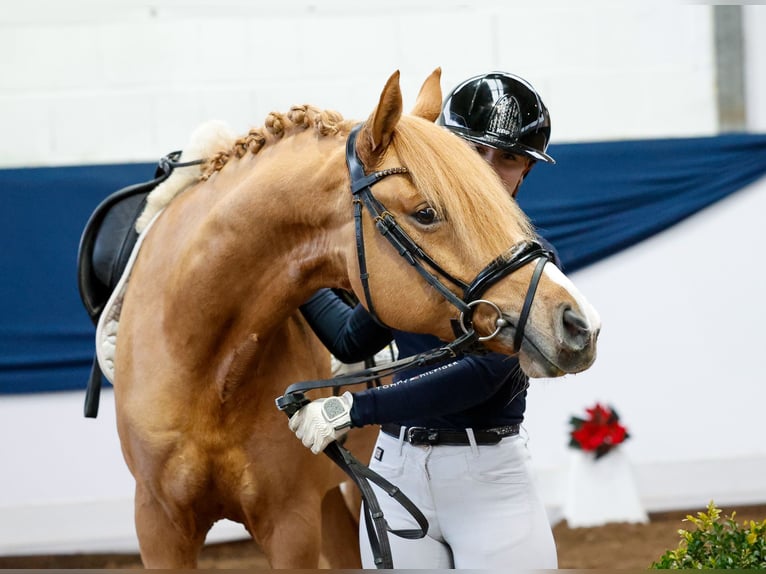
[359,430,558,569]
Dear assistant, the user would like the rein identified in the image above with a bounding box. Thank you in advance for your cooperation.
[277,124,553,568]
[276,331,479,569]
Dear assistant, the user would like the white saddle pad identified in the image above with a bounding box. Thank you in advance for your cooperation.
[95,211,163,383]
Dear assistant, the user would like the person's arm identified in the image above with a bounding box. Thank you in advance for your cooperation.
[287,351,523,453]
[299,288,393,363]
[350,352,524,426]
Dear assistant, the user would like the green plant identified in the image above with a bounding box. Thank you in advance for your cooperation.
[651,501,766,569]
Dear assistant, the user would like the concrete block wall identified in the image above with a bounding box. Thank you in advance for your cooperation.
[3,0,754,169]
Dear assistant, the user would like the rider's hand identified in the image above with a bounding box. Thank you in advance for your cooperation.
[288,392,353,454]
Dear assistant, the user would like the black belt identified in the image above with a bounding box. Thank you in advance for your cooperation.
[381,423,520,446]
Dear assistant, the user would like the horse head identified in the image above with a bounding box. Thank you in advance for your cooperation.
[342,68,600,377]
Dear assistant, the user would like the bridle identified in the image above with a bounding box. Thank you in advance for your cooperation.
[277,124,555,569]
[347,123,552,351]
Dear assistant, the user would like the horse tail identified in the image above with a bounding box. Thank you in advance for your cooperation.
[135,120,238,233]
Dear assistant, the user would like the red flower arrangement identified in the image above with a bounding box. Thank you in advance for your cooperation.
[569,403,630,459]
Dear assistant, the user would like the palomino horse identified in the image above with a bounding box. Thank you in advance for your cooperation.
[110,68,600,568]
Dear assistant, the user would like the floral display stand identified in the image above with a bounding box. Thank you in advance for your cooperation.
[562,446,648,527]
[563,403,648,527]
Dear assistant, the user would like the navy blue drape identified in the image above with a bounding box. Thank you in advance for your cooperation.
[517,134,766,273]
[1,163,155,394]
[2,134,766,394]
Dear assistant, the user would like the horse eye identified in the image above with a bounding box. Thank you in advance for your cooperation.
[413,206,439,225]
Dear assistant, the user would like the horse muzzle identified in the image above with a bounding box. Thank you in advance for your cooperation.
[513,302,601,378]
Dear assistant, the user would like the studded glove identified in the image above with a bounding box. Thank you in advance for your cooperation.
[288,391,353,454]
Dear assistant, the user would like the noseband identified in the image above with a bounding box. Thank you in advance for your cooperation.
[346,124,552,351]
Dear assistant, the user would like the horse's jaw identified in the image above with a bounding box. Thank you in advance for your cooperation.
[519,349,567,379]
[517,330,599,379]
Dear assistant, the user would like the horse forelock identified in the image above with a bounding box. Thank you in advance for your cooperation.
[391,117,534,261]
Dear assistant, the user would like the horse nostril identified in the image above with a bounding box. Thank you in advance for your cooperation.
[562,308,589,347]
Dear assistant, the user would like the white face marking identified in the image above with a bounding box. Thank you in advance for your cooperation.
[542,263,602,330]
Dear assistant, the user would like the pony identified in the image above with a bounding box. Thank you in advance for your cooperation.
[107,68,600,568]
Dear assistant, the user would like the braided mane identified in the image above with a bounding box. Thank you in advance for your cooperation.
[135,106,348,232]
[201,105,347,180]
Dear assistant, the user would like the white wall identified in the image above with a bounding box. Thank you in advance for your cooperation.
[0,0,726,168]
[0,390,249,554]
[744,4,766,132]
[525,175,766,513]
[2,0,766,556]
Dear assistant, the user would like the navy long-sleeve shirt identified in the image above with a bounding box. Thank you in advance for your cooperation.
[300,240,560,430]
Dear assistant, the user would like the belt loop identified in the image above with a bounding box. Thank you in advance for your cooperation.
[466,428,479,457]
[397,425,406,455]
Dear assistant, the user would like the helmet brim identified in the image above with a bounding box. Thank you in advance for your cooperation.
[516,145,556,164]
[457,133,556,164]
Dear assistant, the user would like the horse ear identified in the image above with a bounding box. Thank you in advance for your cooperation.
[411,67,442,122]
[358,70,403,167]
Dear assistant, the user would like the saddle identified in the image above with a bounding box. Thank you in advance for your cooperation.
[77,151,193,417]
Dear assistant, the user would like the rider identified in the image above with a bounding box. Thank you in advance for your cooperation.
[289,72,560,569]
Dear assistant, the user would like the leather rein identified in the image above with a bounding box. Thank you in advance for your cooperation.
[276,124,553,568]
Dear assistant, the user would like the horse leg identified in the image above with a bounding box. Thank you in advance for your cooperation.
[321,485,362,568]
[134,481,209,568]
[248,497,324,569]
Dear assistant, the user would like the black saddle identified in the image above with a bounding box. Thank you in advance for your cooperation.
[77,151,200,417]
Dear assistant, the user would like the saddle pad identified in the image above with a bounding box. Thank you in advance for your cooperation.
[95,209,164,383]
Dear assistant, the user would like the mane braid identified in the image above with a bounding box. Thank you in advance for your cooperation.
[200,105,346,180]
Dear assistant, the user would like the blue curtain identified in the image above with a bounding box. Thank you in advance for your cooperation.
[2,134,766,394]
[517,134,766,273]
[1,163,155,394]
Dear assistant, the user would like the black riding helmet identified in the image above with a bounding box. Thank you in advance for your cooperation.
[438,72,555,164]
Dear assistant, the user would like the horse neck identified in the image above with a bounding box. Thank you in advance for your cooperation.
[174,135,352,338]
